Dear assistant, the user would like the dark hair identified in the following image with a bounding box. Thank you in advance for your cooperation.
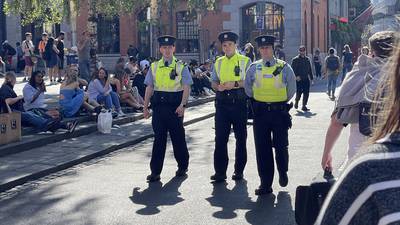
[42,32,48,37]
[29,71,45,90]
[96,67,109,83]
[129,56,137,63]
[25,32,32,37]
[45,37,55,53]
[329,48,335,54]
[369,31,397,58]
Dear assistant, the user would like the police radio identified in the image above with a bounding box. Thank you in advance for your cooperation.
[170,68,177,80]
[272,62,287,77]
[234,61,241,76]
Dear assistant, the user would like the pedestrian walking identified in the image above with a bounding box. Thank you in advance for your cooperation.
[244,35,296,195]
[313,49,322,80]
[291,46,314,111]
[44,37,59,85]
[341,44,353,82]
[210,31,250,182]
[323,48,341,100]
[143,35,193,182]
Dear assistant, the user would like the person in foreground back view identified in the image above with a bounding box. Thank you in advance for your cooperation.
[315,41,400,225]
[321,31,397,170]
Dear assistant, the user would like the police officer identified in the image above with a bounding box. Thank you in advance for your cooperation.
[245,35,296,195]
[210,31,251,182]
[143,35,193,182]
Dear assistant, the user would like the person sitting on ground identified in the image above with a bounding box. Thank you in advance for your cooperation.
[60,66,102,118]
[87,67,124,116]
[131,62,149,99]
[189,60,204,97]
[125,56,140,75]
[195,60,214,95]
[315,41,400,225]
[110,68,143,111]
[0,72,77,133]
[22,71,60,119]
[321,31,397,170]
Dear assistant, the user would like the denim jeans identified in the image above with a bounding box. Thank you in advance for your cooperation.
[97,91,121,111]
[327,74,338,96]
[78,59,91,82]
[19,111,51,131]
[342,63,353,82]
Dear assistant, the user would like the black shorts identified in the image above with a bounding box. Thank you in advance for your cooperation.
[58,56,64,69]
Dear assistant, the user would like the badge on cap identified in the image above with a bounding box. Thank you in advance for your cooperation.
[262,38,266,42]
[224,34,228,38]
[165,38,169,42]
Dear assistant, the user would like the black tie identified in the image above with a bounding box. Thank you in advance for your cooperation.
[266,61,271,67]
[164,61,169,67]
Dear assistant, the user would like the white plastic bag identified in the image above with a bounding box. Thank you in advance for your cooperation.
[97,110,112,134]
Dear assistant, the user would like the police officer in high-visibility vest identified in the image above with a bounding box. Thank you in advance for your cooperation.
[210,31,251,182]
[143,35,193,182]
[245,35,296,195]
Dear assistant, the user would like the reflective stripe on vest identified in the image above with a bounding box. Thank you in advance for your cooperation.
[215,53,249,83]
[151,57,184,92]
[253,59,288,103]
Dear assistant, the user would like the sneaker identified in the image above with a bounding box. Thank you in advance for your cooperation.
[117,110,125,117]
[146,174,161,182]
[302,106,310,112]
[66,120,79,133]
[57,78,63,83]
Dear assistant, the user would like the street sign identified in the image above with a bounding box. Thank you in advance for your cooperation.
[256,16,264,30]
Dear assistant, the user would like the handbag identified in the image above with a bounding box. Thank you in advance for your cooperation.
[295,169,335,225]
[97,110,112,134]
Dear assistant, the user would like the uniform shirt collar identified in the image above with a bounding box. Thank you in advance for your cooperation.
[263,58,276,67]
[162,57,174,66]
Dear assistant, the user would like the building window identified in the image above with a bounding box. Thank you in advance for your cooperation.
[176,11,199,53]
[97,15,120,54]
[241,2,285,47]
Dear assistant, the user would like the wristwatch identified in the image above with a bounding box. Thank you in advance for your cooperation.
[182,104,187,108]
[234,81,239,88]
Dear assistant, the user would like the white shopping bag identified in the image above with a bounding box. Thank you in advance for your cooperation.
[97,110,113,134]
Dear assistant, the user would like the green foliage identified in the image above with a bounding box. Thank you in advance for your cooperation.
[331,19,362,46]
[3,0,219,25]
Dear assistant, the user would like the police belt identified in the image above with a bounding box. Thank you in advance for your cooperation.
[216,88,247,104]
[151,91,183,107]
[251,100,290,112]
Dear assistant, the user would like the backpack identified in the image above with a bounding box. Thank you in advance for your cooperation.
[326,56,339,71]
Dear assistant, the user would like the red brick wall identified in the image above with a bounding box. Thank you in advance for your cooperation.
[119,14,136,56]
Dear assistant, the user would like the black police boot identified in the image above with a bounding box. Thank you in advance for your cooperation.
[175,168,188,177]
[210,173,227,182]
[294,101,299,109]
[279,172,289,187]
[255,186,273,196]
[232,173,243,181]
[146,174,160,182]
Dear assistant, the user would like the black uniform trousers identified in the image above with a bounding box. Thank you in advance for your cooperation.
[295,79,310,107]
[253,105,290,188]
[150,103,189,175]
[214,99,247,176]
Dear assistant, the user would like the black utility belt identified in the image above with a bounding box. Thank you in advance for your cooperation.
[252,100,289,112]
[151,91,183,106]
[216,88,246,100]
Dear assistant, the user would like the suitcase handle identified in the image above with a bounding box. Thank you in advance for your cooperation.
[323,168,335,182]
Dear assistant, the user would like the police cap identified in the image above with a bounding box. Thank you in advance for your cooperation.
[254,35,276,47]
[158,35,176,46]
[218,31,239,43]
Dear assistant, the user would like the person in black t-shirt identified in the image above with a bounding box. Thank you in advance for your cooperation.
[56,32,65,83]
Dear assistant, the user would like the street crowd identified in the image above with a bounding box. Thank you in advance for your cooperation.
[0,28,400,225]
